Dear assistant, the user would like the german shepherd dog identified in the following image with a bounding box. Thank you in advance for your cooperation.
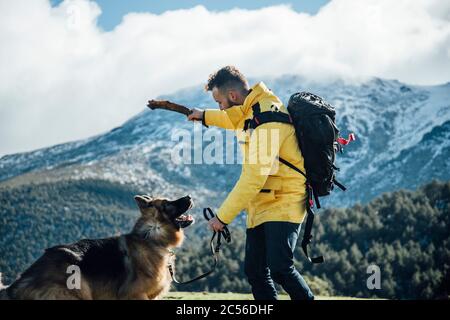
[0,195,194,300]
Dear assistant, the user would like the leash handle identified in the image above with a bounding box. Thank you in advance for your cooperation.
[168,208,231,285]
[203,208,231,243]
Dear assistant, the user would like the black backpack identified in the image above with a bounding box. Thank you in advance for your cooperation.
[244,92,355,264]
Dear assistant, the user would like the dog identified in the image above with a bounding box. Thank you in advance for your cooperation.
[0,194,194,300]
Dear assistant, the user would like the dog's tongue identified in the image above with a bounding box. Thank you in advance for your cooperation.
[177,214,193,221]
[175,214,194,228]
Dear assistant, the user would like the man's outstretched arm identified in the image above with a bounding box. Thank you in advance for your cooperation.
[188,108,235,130]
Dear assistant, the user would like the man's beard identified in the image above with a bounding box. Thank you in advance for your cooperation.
[226,97,239,108]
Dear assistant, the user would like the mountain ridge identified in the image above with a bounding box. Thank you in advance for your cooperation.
[1,75,449,208]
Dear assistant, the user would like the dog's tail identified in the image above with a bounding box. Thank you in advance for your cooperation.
[0,273,10,300]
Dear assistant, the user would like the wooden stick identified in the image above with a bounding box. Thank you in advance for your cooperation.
[147,100,193,116]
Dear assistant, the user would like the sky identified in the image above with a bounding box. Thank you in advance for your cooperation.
[0,0,449,157]
[51,0,331,30]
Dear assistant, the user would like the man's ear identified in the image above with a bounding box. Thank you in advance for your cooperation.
[228,90,238,102]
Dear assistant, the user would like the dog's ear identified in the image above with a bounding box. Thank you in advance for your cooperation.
[141,195,153,201]
[134,195,151,209]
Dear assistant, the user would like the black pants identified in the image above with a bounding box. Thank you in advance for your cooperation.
[244,221,314,300]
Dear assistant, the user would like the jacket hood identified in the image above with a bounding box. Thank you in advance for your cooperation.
[224,82,276,127]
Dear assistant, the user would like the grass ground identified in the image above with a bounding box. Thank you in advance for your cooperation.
[165,291,377,300]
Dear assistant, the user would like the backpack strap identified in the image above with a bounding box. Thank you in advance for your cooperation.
[243,110,293,131]
[278,156,323,264]
[278,156,321,208]
[277,156,306,178]
[306,185,324,264]
[333,178,346,191]
[302,196,324,264]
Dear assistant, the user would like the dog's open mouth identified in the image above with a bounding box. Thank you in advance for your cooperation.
[172,197,195,229]
[174,214,195,229]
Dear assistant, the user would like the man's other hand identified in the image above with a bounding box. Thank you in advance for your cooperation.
[187,108,203,121]
[208,216,225,232]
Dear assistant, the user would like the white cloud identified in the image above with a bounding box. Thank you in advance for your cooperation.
[0,0,449,156]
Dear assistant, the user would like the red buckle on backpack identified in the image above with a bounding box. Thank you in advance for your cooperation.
[307,184,314,208]
[337,133,356,146]
[254,117,260,125]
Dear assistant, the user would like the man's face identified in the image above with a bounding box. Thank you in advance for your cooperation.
[212,87,239,111]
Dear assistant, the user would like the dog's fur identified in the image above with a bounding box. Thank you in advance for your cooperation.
[0,194,194,300]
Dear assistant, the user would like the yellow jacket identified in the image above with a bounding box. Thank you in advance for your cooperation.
[203,82,307,229]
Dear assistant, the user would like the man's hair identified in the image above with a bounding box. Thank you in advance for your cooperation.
[205,66,249,93]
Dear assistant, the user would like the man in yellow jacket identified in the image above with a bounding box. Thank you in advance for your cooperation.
[188,66,314,300]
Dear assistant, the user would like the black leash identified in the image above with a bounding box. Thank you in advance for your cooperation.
[168,208,231,285]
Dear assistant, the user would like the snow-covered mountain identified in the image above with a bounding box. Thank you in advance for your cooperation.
[1,75,449,209]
